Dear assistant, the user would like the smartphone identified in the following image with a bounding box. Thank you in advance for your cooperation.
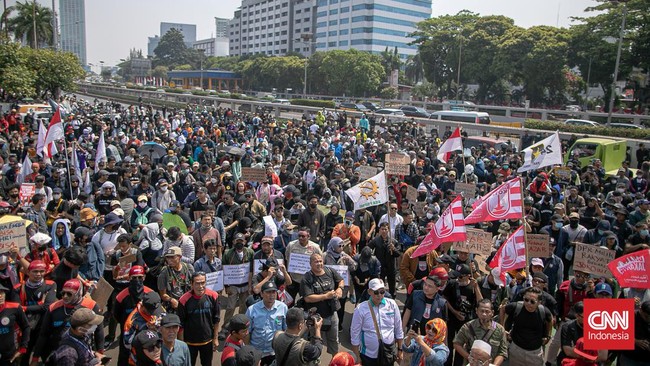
[101,356,112,365]
[411,320,420,332]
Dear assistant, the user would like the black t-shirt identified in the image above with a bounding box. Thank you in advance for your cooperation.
[505,302,553,350]
[404,293,439,334]
[443,280,478,320]
[557,319,583,363]
[299,267,343,318]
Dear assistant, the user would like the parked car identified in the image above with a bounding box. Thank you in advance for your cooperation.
[399,105,431,118]
[362,102,380,111]
[339,103,369,112]
[609,123,643,129]
[374,108,405,116]
[565,119,600,127]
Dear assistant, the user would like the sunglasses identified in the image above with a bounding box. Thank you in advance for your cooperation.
[523,298,537,304]
[575,273,589,279]
[373,289,386,295]
[145,341,162,352]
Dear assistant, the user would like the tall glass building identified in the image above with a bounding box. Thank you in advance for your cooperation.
[313,0,432,59]
[59,0,87,65]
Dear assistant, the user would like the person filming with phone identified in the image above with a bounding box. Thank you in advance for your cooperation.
[272,307,324,366]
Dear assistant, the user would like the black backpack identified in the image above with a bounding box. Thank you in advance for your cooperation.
[505,301,546,331]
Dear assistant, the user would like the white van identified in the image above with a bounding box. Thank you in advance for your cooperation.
[430,111,491,124]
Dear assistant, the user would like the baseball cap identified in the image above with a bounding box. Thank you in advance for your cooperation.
[234,232,246,242]
[595,282,613,296]
[133,329,162,350]
[345,211,354,219]
[160,314,182,328]
[236,345,262,366]
[228,314,250,332]
[70,308,104,328]
[532,272,548,283]
[569,212,580,219]
[142,291,163,316]
[262,257,279,270]
[261,281,278,292]
[368,278,385,291]
[452,264,472,277]
[169,200,181,209]
[554,203,565,210]
[573,338,598,362]
[260,236,274,244]
[164,247,182,257]
[429,267,449,280]
[129,265,145,276]
[531,258,544,267]
[435,254,454,264]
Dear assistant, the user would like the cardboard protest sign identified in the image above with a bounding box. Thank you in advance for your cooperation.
[385,162,410,176]
[19,184,35,207]
[385,153,410,176]
[0,217,27,253]
[90,277,114,313]
[241,167,267,182]
[454,182,476,199]
[386,153,410,165]
[406,185,418,203]
[454,228,492,256]
[358,166,378,181]
[527,233,551,258]
[573,243,616,278]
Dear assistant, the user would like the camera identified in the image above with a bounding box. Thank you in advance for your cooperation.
[411,320,420,333]
[306,307,321,327]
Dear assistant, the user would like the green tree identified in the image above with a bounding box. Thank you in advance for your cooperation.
[404,53,424,85]
[380,46,401,77]
[379,86,398,100]
[24,47,85,97]
[319,49,384,96]
[6,1,54,48]
[411,81,437,100]
[153,28,188,69]
[150,65,169,80]
[0,41,36,97]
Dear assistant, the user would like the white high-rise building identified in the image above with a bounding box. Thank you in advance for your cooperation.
[59,0,87,65]
[313,0,432,60]
[215,17,230,38]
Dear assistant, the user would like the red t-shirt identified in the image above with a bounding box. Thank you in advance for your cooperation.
[220,335,244,366]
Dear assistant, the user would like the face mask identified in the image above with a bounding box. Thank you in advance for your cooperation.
[139,202,148,208]
[617,188,625,193]
[160,186,168,192]
[53,194,61,200]
[641,230,649,237]
[569,221,579,229]
[38,244,47,252]
[309,203,318,209]
[235,242,244,250]
[83,324,98,336]
[598,229,605,235]
[458,279,470,287]
[426,212,434,219]
[129,278,144,300]
[9,193,18,199]
[211,178,217,184]
[554,222,563,229]
[345,220,352,226]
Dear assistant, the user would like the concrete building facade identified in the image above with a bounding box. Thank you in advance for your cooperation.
[59,0,87,65]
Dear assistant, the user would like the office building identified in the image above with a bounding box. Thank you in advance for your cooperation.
[229,0,316,57]
[215,17,230,37]
[160,22,197,47]
[147,36,160,57]
[59,0,87,65]
[313,0,431,59]
[193,37,229,57]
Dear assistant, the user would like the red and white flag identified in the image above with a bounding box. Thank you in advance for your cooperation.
[437,127,463,163]
[43,107,64,158]
[410,196,466,258]
[489,225,526,272]
[464,178,522,224]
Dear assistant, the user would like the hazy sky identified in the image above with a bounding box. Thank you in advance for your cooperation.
[9,0,599,67]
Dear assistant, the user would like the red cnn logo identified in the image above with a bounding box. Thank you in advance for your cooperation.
[583,299,635,350]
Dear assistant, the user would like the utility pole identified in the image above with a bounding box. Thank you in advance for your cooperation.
[32,0,37,49]
[51,0,58,50]
[606,0,628,126]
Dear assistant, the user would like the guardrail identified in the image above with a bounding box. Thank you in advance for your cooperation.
[75,83,646,167]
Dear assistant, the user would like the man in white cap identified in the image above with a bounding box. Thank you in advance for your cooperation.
[467,340,495,366]
[350,278,404,365]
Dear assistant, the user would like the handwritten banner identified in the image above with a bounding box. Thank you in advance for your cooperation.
[0,218,27,252]
[454,182,476,199]
[254,258,285,274]
[241,167,267,182]
[223,263,251,285]
[263,215,278,238]
[90,277,114,313]
[527,234,551,258]
[19,183,35,208]
[574,243,616,278]
[385,162,410,176]
[386,153,410,165]
[287,253,312,275]
[358,166,378,181]
[553,167,572,181]
[325,265,349,286]
[206,270,224,292]
[455,228,492,256]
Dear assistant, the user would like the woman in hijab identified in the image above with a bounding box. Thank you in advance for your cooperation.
[50,218,72,256]
[402,318,449,366]
[137,222,164,273]
[324,237,357,330]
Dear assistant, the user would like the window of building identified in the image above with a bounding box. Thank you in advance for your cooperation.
[281,21,287,25]
[340,7,349,13]
[339,29,348,35]
[329,9,338,15]
[281,30,287,35]
[316,11,326,17]
[328,30,337,36]
[339,40,348,46]
[328,41,336,47]
[329,20,338,26]
[340,18,349,24]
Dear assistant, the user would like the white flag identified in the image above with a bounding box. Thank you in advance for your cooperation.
[517,132,563,173]
[37,120,57,160]
[17,155,33,184]
[345,171,389,211]
[95,130,106,172]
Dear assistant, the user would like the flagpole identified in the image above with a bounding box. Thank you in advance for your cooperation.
[459,124,468,184]
[519,176,530,272]
[62,123,74,200]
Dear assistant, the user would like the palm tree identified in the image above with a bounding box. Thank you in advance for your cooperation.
[7,1,54,48]
[405,53,424,85]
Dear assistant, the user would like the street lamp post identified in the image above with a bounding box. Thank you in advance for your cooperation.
[456,38,463,101]
[295,33,314,97]
[606,0,628,126]
[198,49,205,90]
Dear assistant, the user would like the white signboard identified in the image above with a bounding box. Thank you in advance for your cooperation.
[222,263,251,285]
[287,253,312,275]
[263,215,278,238]
[206,271,224,292]
[358,166,378,181]
[253,258,285,274]
[326,264,349,286]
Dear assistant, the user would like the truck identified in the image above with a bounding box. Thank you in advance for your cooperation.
[563,138,627,175]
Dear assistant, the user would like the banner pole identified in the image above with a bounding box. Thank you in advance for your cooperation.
[519,176,530,272]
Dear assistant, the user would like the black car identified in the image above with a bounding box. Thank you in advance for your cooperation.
[399,105,431,118]
[362,102,380,111]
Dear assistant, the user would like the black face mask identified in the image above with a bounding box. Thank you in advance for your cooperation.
[235,242,244,250]
[129,278,144,300]
[38,245,47,252]
[569,220,579,229]
[9,193,18,199]
[309,203,318,209]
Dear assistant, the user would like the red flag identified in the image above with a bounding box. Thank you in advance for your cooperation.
[607,249,650,289]
[464,178,522,224]
[43,107,64,158]
[410,196,466,258]
[436,127,463,163]
[489,225,527,271]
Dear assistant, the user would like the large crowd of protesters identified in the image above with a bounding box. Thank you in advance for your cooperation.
[0,94,648,366]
